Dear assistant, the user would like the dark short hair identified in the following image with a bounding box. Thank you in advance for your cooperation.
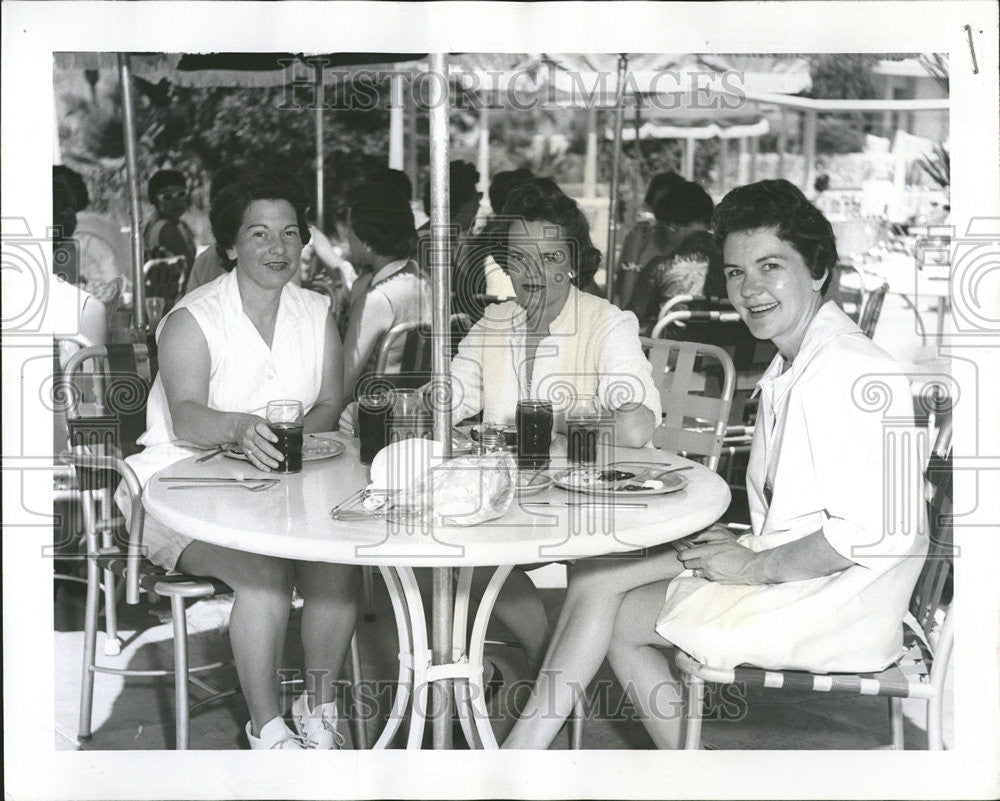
[498,178,602,288]
[347,181,416,260]
[645,171,685,209]
[713,180,837,294]
[488,168,534,215]
[209,168,312,269]
[654,180,715,226]
[53,166,89,211]
[422,160,481,215]
[147,169,187,201]
[209,166,246,206]
[369,168,413,202]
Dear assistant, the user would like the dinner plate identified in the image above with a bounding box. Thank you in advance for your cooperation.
[224,432,347,462]
[551,461,688,496]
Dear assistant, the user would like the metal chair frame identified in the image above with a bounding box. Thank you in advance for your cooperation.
[142,255,187,312]
[640,337,736,472]
[859,282,890,339]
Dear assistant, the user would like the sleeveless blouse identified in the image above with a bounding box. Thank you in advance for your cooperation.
[124,269,330,487]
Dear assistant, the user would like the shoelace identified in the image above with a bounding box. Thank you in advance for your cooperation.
[268,731,310,750]
[294,711,346,749]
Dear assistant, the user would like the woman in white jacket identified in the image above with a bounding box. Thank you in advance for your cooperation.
[505,179,924,749]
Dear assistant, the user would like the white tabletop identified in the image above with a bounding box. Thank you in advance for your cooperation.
[144,433,731,567]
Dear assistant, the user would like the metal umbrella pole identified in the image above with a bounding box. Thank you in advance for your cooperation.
[117,53,146,330]
[427,51,454,750]
[605,54,628,303]
[314,60,325,231]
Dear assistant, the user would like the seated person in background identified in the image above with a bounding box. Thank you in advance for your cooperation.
[341,181,432,407]
[615,171,685,312]
[504,179,924,750]
[51,171,106,366]
[370,166,426,230]
[416,159,482,276]
[184,166,244,293]
[143,169,197,284]
[453,167,535,322]
[641,180,725,332]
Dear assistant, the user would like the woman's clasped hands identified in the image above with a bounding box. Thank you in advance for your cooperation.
[675,524,762,584]
[233,413,283,471]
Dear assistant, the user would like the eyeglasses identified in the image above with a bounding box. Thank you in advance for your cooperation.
[506,247,569,271]
[158,190,188,202]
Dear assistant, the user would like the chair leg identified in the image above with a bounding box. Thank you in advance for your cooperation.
[683,675,705,750]
[77,492,101,742]
[345,633,369,749]
[361,566,376,622]
[77,531,101,741]
[169,593,191,750]
[888,697,905,749]
[568,695,585,749]
[927,695,944,750]
[98,489,121,656]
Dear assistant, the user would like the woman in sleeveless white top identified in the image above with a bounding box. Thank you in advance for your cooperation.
[116,175,355,750]
[506,180,925,750]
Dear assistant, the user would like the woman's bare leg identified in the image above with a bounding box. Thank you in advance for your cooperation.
[607,579,684,749]
[502,545,684,750]
[294,561,360,708]
[471,567,550,675]
[177,541,295,736]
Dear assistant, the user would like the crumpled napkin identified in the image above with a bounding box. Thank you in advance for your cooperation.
[366,437,516,524]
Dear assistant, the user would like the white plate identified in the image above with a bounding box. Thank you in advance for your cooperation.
[552,461,688,497]
[224,432,346,462]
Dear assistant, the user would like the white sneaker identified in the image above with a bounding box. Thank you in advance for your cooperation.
[291,693,346,749]
[245,716,306,750]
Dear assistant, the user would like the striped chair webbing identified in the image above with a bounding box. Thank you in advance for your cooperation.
[728,664,914,698]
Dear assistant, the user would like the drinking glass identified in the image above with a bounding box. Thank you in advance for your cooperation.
[516,400,554,469]
[357,391,392,465]
[388,388,432,443]
[566,395,613,466]
[145,296,166,330]
[266,399,304,473]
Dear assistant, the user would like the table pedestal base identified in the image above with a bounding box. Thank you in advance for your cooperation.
[371,565,512,749]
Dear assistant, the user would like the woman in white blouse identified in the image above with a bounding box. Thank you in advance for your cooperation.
[451,178,661,677]
[505,179,924,749]
[117,170,356,750]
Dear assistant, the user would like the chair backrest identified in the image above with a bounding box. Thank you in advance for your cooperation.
[640,337,735,472]
[63,344,158,465]
[910,434,952,642]
[650,311,776,428]
[859,282,889,339]
[828,262,866,322]
[371,313,472,389]
[143,255,187,311]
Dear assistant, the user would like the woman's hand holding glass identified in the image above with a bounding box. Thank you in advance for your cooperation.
[676,525,761,584]
[233,413,283,471]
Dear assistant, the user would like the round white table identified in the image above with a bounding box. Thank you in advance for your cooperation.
[144,433,731,749]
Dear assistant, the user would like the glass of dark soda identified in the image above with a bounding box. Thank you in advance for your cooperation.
[266,399,304,473]
[358,392,392,465]
[516,399,553,469]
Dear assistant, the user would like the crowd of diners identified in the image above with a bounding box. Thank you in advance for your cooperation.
[53,160,925,750]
